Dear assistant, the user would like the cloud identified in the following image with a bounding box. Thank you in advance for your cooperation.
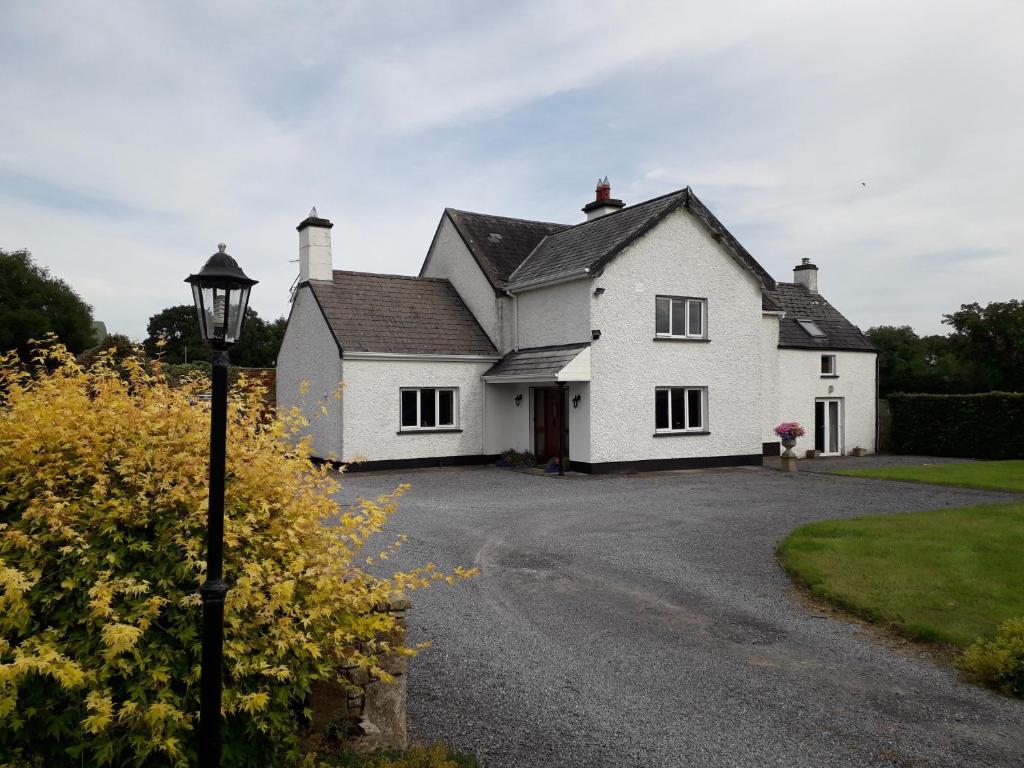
[0,0,1021,337]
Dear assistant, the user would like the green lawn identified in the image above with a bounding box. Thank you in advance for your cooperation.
[834,460,1024,493]
[778,502,1024,647]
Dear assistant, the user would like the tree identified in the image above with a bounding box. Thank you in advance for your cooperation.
[944,300,1024,392]
[0,342,472,766]
[0,249,95,360]
[866,325,969,396]
[144,305,286,367]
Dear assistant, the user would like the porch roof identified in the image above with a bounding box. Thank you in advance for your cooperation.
[482,342,591,383]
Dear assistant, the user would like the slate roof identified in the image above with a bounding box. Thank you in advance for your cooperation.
[762,283,876,352]
[506,187,776,289]
[439,209,569,290]
[306,271,498,356]
[483,343,590,379]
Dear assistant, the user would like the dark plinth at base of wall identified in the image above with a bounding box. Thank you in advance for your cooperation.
[571,454,763,474]
[316,454,499,473]
[762,441,781,457]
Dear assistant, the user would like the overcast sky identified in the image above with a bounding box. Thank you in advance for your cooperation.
[2,1,1021,339]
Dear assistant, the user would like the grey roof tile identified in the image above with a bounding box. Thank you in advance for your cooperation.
[763,283,876,352]
[484,343,590,378]
[443,209,569,289]
[308,271,498,356]
[507,188,776,289]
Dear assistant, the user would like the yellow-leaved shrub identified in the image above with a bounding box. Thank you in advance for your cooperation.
[0,341,471,767]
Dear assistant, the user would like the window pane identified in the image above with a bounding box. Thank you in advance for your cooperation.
[438,390,454,426]
[671,299,686,336]
[829,401,840,453]
[655,298,670,334]
[671,388,686,430]
[655,389,669,430]
[798,319,826,338]
[688,300,703,337]
[420,388,436,427]
[821,355,833,374]
[401,391,417,427]
[687,389,702,429]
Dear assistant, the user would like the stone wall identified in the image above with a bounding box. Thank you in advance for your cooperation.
[307,597,410,751]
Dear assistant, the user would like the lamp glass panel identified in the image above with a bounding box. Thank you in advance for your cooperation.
[191,284,207,338]
[226,285,250,343]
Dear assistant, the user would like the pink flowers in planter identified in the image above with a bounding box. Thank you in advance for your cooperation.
[774,422,806,441]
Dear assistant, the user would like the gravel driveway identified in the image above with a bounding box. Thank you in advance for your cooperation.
[336,462,1024,768]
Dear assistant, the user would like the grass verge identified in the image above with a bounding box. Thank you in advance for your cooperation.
[778,502,1024,647]
[833,459,1024,493]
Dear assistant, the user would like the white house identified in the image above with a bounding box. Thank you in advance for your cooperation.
[277,183,877,472]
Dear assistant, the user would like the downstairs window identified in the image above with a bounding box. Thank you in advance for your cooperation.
[655,387,707,432]
[400,388,458,430]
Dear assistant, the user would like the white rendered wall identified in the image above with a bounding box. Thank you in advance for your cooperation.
[421,216,505,350]
[760,315,782,444]
[485,383,531,454]
[342,358,491,462]
[776,349,877,455]
[566,382,591,464]
[514,279,591,348]
[276,286,344,460]
[588,208,765,464]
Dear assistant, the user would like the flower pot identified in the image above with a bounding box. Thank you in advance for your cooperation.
[781,438,797,458]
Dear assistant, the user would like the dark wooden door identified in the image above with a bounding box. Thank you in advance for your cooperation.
[533,389,562,461]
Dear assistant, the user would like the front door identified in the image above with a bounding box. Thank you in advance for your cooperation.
[533,388,563,462]
[814,398,843,456]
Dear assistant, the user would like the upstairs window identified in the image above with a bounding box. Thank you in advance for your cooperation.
[655,387,707,432]
[821,354,837,376]
[797,319,826,338]
[655,296,706,339]
[400,388,458,430]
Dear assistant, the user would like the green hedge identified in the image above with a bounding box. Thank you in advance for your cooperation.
[888,392,1024,459]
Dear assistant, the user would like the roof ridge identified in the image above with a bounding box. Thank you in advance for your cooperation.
[446,207,569,228]
[539,186,689,239]
[508,187,690,285]
[333,269,450,283]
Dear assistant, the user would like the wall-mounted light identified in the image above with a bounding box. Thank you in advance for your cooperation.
[593,286,605,297]
[591,329,601,340]
[514,393,523,407]
[572,394,581,408]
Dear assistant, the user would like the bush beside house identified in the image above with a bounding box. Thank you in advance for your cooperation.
[0,342,472,767]
[887,393,1024,459]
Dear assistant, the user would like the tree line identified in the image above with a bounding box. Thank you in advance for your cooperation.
[1,248,284,367]
[867,300,1024,396]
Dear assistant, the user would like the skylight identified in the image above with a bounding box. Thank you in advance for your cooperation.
[797,319,827,338]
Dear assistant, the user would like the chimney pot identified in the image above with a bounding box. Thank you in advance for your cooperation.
[582,176,624,221]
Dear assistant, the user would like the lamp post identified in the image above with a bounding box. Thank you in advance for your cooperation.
[185,244,257,768]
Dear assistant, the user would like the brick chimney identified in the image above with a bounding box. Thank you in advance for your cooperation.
[582,177,624,221]
[297,207,334,282]
[793,257,818,294]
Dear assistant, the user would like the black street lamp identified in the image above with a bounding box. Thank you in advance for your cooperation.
[185,244,257,768]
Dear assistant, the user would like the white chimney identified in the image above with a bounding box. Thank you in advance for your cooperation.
[582,177,624,221]
[297,207,334,282]
[793,257,818,293]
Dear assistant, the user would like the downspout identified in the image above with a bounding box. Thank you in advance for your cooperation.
[874,353,880,453]
[512,292,520,351]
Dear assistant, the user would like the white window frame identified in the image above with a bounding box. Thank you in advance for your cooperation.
[654,386,708,433]
[399,387,459,431]
[655,296,707,339]
[821,354,837,376]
